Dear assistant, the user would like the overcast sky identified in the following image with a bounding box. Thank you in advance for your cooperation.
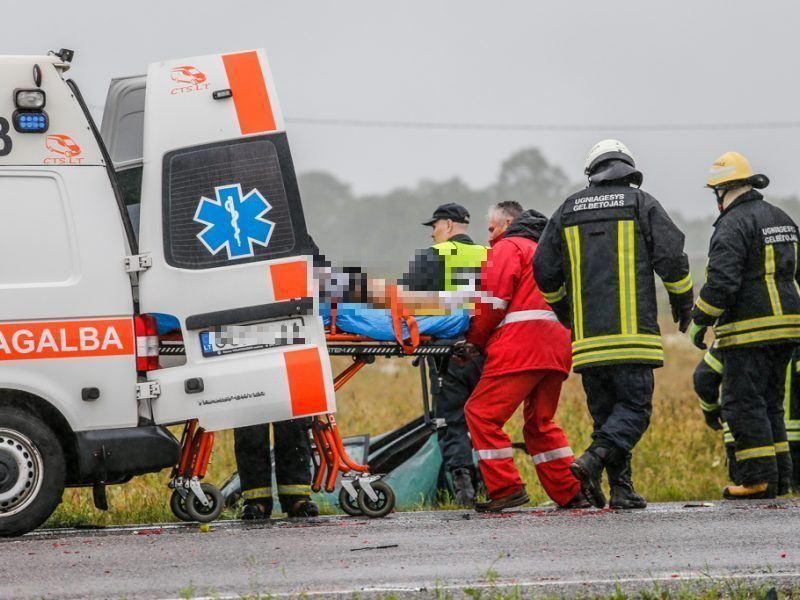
[9,1,800,218]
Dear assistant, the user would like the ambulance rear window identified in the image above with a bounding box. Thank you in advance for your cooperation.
[162,135,304,270]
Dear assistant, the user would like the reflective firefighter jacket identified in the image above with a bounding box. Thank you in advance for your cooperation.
[692,190,800,348]
[533,184,692,371]
[693,344,800,448]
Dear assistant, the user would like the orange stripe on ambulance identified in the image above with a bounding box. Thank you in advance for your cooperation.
[0,318,135,360]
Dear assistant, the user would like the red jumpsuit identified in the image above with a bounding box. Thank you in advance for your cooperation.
[464,213,579,506]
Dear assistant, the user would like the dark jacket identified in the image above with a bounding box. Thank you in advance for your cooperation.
[533,177,692,371]
[692,190,800,348]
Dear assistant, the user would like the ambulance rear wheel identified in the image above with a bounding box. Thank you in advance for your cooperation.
[185,483,224,523]
[338,486,362,516]
[0,407,66,537]
[357,481,395,518]
[169,490,192,522]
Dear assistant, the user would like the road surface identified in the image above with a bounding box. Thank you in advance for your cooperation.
[1,500,799,599]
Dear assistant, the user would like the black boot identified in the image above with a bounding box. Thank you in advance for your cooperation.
[452,467,476,507]
[570,443,616,508]
[241,500,271,520]
[607,452,647,509]
[285,497,320,518]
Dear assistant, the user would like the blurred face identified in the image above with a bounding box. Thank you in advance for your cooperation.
[487,212,511,243]
[430,219,452,243]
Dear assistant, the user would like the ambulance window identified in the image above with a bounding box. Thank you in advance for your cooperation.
[0,175,75,285]
[162,135,305,270]
[117,166,142,207]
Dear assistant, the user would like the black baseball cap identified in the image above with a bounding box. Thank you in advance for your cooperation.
[422,203,470,226]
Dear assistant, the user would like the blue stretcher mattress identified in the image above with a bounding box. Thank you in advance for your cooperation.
[321,303,469,341]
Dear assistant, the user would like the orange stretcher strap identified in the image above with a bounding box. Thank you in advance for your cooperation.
[388,285,420,355]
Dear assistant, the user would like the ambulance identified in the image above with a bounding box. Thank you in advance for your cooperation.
[0,48,336,536]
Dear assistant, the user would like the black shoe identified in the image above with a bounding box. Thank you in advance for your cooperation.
[562,489,592,509]
[241,501,271,520]
[607,452,647,510]
[570,445,611,509]
[286,498,320,518]
[778,478,791,496]
[452,468,476,507]
[475,488,529,513]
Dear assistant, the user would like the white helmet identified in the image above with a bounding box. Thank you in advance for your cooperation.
[584,139,636,176]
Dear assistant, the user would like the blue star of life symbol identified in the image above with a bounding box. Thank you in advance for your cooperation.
[193,183,275,260]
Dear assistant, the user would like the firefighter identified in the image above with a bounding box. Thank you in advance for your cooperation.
[690,153,800,498]
[534,139,693,509]
[400,202,488,506]
[463,207,587,512]
[694,345,800,489]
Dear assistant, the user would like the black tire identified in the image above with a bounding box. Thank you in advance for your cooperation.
[357,480,395,518]
[184,483,224,523]
[169,489,192,522]
[338,486,362,516]
[0,406,66,537]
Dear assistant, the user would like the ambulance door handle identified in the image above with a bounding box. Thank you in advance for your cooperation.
[81,387,100,402]
[185,378,204,394]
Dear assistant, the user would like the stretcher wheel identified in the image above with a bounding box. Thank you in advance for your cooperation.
[185,483,224,523]
[357,481,395,518]
[170,490,192,522]
[338,487,362,516]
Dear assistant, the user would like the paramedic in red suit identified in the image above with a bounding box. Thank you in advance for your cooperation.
[463,207,587,512]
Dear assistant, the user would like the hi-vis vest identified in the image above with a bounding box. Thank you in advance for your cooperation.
[432,241,488,292]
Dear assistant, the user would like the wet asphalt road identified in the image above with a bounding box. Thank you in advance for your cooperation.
[1,501,799,599]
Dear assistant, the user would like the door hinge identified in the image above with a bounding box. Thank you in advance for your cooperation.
[136,381,161,400]
[125,254,152,273]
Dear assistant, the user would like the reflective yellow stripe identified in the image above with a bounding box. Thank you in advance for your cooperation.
[765,245,783,316]
[565,226,584,340]
[616,221,637,334]
[735,446,777,461]
[716,326,800,348]
[794,242,800,297]
[242,487,272,500]
[696,296,724,318]
[785,419,800,429]
[541,285,567,303]
[786,359,794,421]
[664,273,693,295]
[572,347,664,368]
[715,314,800,335]
[277,485,311,496]
[788,431,800,442]
[775,441,790,454]
[699,398,720,412]
[703,351,723,375]
[724,433,736,444]
[572,333,662,353]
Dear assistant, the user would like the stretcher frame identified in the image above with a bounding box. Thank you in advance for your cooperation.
[163,297,457,521]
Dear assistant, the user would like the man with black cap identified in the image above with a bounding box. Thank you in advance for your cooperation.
[689,151,800,499]
[534,139,693,510]
[400,202,488,506]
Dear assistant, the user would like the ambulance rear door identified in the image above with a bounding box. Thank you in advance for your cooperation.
[138,50,334,432]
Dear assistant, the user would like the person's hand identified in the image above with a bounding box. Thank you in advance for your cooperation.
[452,340,481,364]
[689,322,708,350]
[703,406,723,431]
[672,302,692,333]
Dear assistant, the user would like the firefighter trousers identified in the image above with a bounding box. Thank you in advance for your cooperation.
[464,369,580,506]
[233,418,312,512]
[428,355,485,472]
[720,344,794,485]
[580,365,654,452]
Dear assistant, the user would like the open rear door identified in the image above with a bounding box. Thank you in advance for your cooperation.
[138,50,334,431]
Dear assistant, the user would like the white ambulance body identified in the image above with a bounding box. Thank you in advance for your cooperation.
[0,49,335,536]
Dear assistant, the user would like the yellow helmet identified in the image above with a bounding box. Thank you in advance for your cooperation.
[706,151,769,189]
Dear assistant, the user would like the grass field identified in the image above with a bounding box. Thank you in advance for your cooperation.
[46,334,729,527]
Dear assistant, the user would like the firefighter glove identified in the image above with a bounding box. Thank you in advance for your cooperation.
[689,322,708,350]
[671,296,693,333]
[703,406,723,431]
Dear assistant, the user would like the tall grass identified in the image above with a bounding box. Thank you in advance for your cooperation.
[47,335,725,526]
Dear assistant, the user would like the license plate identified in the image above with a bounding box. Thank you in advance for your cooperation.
[200,319,305,357]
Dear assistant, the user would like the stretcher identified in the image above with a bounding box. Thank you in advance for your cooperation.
[160,296,464,522]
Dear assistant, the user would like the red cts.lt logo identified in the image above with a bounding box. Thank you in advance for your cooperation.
[170,66,209,94]
[44,134,84,164]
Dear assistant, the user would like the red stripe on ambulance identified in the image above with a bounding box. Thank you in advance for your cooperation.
[221,51,277,135]
[0,318,135,361]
